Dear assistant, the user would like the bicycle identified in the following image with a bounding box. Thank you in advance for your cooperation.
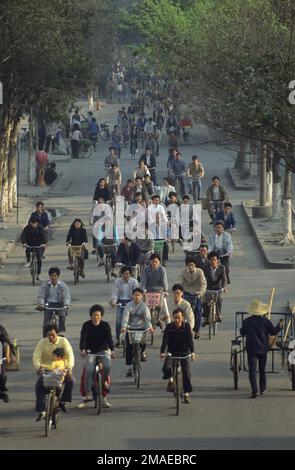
[26,245,45,286]
[99,123,110,141]
[39,304,68,337]
[130,139,138,160]
[165,353,192,416]
[230,336,243,390]
[68,244,86,285]
[86,351,110,415]
[203,289,224,340]
[138,128,146,148]
[79,139,94,159]
[42,369,67,437]
[172,173,186,197]
[100,243,117,283]
[127,328,150,389]
[287,339,295,391]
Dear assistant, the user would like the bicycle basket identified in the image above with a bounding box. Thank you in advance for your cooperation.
[146,292,161,308]
[43,371,64,389]
[82,139,91,150]
[128,330,147,345]
[70,246,83,257]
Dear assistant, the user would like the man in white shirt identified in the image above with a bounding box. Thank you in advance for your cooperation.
[110,266,138,347]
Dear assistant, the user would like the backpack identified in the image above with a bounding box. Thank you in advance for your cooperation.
[6,339,20,372]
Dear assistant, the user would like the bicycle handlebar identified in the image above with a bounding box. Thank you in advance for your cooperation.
[165,353,193,359]
[205,289,224,294]
[25,245,45,248]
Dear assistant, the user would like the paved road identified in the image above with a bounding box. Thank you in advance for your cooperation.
[0,103,294,450]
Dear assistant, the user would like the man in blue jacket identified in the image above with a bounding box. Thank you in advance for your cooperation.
[240,299,284,399]
[214,202,237,231]
[116,235,141,278]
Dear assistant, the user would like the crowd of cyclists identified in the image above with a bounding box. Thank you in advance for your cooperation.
[1,66,242,417]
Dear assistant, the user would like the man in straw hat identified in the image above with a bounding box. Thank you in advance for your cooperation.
[240,299,284,399]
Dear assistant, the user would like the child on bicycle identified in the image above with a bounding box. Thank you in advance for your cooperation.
[160,309,195,403]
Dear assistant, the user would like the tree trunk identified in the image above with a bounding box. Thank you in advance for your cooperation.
[271,150,282,220]
[0,114,11,221]
[278,166,294,245]
[260,144,267,207]
[265,147,273,207]
[8,121,18,211]
[240,140,251,179]
[27,107,36,185]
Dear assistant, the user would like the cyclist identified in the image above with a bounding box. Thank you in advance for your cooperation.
[0,325,14,403]
[66,218,88,277]
[160,177,176,205]
[93,178,111,203]
[203,251,227,325]
[139,147,157,186]
[78,304,115,409]
[133,160,150,180]
[160,309,195,403]
[179,259,207,339]
[206,176,229,223]
[88,117,99,145]
[106,163,122,200]
[144,117,155,139]
[121,288,152,376]
[167,284,194,331]
[129,123,139,159]
[141,253,170,323]
[21,215,47,281]
[169,152,186,196]
[120,115,130,147]
[208,220,233,284]
[192,243,210,271]
[214,202,237,232]
[30,201,51,232]
[116,235,141,277]
[37,267,71,337]
[110,266,138,347]
[110,125,122,158]
[96,217,119,277]
[104,147,120,170]
[187,155,204,202]
[137,113,147,138]
[122,179,135,205]
[33,324,75,421]
[166,113,178,135]
[143,174,155,201]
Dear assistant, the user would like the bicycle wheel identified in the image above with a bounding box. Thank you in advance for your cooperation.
[53,397,60,429]
[85,146,94,158]
[175,367,181,416]
[208,305,213,340]
[45,392,54,437]
[99,130,109,141]
[106,256,110,283]
[31,257,37,286]
[74,261,79,285]
[233,353,239,390]
[94,370,103,415]
[135,347,141,389]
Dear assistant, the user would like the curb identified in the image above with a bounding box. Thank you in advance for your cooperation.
[241,202,295,269]
[227,168,257,191]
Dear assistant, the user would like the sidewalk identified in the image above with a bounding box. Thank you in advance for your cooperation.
[228,168,295,269]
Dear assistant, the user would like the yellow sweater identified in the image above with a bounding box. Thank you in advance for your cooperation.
[33,337,75,370]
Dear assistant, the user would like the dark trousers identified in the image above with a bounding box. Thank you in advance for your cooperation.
[125,333,146,366]
[162,356,192,393]
[149,169,158,186]
[35,374,74,412]
[45,136,55,154]
[183,292,202,333]
[71,139,80,158]
[247,352,267,395]
[0,364,7,393]
[26,248,42,274]
[220,255,230,284]
[38,138,46,151]
[43,303,67,337]
[98,245,116,268]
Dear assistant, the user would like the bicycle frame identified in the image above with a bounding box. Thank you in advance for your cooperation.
[86,351,110,415]
[26,245,43,286]
[166,353,192,416]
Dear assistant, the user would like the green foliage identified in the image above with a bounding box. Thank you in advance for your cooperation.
[122,0,295,168]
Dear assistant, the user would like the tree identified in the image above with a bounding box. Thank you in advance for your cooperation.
[0,0,117,220]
